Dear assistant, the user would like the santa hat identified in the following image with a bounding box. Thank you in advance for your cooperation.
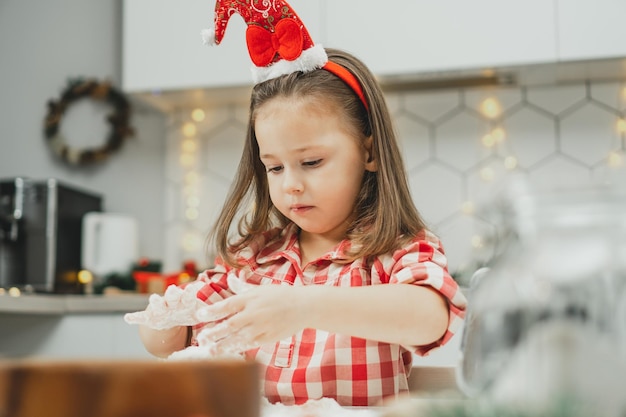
[202,0,368,109]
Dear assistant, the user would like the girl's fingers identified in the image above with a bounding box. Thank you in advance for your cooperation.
[148,293,166,309]
[195,305,230,322]
[162,285,183,304]
[196,297,240,322]
[123,311,146,325]
[197,321,231,344]
[197,317,260,354]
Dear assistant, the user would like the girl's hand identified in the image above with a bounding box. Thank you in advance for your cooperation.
[124,280,208,330]
[196,276,309,353]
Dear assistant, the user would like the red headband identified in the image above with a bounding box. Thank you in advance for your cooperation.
[202,0,368,111]
[323,61,368,111]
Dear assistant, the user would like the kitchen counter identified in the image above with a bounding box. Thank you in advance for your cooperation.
[0,292,152,359]
[0,292,149,315]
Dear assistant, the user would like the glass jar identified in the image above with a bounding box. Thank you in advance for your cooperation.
[457,183,626,407]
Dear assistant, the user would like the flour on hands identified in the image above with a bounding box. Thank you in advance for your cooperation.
[124,280,207,330]
[170,273,259,360]
[125,273,259,360]
[193,273,261,353]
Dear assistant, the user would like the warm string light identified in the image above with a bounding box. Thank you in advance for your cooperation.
[185,207,199,220]
[617,118,626,134]
[503,156,518,170]
[182,231,203,252]
[481,130,504,148]
[182,138,197,153]
[186,195,200,208]
[182,122,197,137]
[481,126,506,148]
[491,127,505,142]
[185,194,200,220]
[480,166,495,182]
[77,270,93,284]
[185,171,199,184]
[182,184,196,196]
[179,153,196,168]
[471,235,484,249]
[191,108,206,122]
[480,98,502,119]
[461,201,475,215]
[478,124,516,182]
[607,150,624,168]
[481,133,496,148]
[179,109,205,253]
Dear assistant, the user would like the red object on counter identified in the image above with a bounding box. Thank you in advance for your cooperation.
[133,271,180,294]
[138,257,151,268]
[183,260,198,276]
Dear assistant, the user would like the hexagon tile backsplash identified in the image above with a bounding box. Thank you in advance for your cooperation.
[162,81,626,281]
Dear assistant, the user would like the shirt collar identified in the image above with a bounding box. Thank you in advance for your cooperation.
[238,223,353,265]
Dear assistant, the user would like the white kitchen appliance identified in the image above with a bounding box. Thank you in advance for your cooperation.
[82,212,138,278]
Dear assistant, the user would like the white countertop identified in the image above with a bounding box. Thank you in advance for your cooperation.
[0,292,149,315]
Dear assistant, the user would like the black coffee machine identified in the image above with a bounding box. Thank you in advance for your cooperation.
[0,178,102,293]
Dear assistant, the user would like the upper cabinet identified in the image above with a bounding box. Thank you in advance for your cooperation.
[122,0,323,93]
[123,0,626,93]
[557,0,626,61]
[324,0,558,76]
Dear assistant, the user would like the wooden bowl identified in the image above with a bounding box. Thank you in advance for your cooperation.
[0,359,260,417]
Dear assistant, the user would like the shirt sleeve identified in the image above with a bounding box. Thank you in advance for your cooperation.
[386,233,467,356]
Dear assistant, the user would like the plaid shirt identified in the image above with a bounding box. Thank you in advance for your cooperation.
[193,224,466,406]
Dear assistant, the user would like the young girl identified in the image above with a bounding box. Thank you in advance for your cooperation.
[128,47,466,406]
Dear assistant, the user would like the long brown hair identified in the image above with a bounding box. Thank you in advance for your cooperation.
[210,48,426,266]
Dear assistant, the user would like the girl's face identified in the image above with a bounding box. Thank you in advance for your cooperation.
[255,97,376,244]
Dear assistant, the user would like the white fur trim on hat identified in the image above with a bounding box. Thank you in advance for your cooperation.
[251,44,328,84]
[201,28,216,46]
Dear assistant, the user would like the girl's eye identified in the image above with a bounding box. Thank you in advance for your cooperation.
[266,165,283,173]
[303,159,322,167]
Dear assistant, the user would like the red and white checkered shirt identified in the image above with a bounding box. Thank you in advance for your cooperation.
[192,224,466,406]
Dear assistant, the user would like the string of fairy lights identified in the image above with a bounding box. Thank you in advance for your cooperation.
[462,89,626,254]
[173,86,626,261]
[178,108,206,256]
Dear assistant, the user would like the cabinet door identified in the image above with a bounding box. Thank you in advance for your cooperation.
[557,0,626,61]
[324,0,557,76]
[122,0,323,92]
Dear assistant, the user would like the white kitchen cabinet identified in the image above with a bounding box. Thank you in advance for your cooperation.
[324,0,558,76]
[0,294,151,359]
[123,0,626,93]
[122,0,324,92]
[557,0,626,62]
[0,313,152,359]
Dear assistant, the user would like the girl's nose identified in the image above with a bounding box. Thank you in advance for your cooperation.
[282,169,303,194]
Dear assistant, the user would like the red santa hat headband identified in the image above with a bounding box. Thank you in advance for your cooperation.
[202,0,368,110]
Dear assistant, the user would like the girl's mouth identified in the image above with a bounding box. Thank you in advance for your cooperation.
[290,205,313,213]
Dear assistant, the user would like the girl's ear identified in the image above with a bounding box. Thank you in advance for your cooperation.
[363,136,378,172]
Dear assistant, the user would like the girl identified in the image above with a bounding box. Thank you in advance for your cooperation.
[130,48,466,407]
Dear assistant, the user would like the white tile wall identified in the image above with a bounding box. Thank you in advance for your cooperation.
[162,82,626,282]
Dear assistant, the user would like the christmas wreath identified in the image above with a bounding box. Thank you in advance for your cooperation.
[44,78,135,165]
